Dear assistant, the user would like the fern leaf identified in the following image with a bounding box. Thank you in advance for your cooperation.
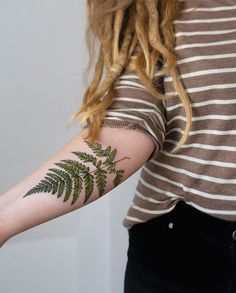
[44,176,58,194]
[54,162,78,177]
[103,149,117,166]
[60,159,88,174]
[23,184,46,197]
[94,149,108,157]
[84,141,102,152]
[23,143,126,205]
[40,180,53,193]
[71,176,83,205]
[72,152,97,165]
[53,162,87,204]
[94,169,107,197]
[83,173,94,203]
[102,160,112,166]
[105,146,112,155]
[57,180,65,198]
[113,169,125,186]
[48,168,73,202]
[109,149,117,161]
[46,173,65,198]
[97,160,102,168]
[84,141,109,157]
[102,162,116,174]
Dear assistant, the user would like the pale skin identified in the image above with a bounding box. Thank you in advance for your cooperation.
[0,126,155,247]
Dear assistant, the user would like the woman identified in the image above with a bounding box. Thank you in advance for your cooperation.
[1,0,236,292]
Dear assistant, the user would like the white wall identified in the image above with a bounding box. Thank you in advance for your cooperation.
[0,1,139,292]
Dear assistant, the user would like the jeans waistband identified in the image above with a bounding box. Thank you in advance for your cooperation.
[168,200,236,242]
[131,200,236,244]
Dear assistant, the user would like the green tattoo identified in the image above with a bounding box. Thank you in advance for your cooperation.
[23,141,130,205]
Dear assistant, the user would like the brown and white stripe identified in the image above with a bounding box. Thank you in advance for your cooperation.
[101,0,236,230]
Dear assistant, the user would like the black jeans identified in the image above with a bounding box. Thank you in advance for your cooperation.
[124,200,236,293]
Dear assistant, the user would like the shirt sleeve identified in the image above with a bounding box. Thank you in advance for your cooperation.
[100,66,167,162]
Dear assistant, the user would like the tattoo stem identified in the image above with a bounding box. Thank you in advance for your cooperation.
[88,156,130,175]
[114,156,130,164]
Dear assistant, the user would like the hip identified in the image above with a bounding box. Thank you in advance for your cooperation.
[124,200,236,293]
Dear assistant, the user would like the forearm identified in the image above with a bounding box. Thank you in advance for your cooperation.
[0,127,153,246]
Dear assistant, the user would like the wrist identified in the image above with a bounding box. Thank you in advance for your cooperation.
[0,215,9,247]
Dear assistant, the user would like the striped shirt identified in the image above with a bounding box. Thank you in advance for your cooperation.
[101,0,236,230]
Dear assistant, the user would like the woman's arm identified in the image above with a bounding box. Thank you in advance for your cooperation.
[0,126,155,246]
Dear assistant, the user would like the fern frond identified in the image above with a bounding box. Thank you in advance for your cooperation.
[47,168,73,202]
[71,175,83,205]
[46,173,65,198]
[108,149,117,162]
[84,141,108,157]
[54,162,79,177]
[24,184,47,197]
[44,176,58,194]
[60,159,88,174]
[72,152,97,165]
[105,146,112,154]
[23,143,128,205]
[84,141,102,152]
[113,170,125,186]
[94,169,107,197]
[83,173,94,203]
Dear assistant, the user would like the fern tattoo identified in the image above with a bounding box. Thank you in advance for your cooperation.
[23,141,130,205]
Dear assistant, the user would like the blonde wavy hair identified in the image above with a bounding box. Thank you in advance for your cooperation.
[67,0,192,154]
